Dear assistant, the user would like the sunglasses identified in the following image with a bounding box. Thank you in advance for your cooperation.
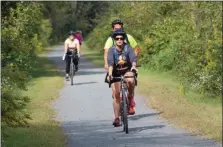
[115,37,124,41]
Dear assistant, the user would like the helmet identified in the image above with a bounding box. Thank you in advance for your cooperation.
[76,30,82,34]
[68,30,75,36]
[112,19,123,28]
[112,28,126,38]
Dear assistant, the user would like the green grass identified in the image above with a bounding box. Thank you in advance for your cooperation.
[3,47,67,147]
[82,43,222,142]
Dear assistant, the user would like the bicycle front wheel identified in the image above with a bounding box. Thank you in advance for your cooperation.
[122,88,128,134]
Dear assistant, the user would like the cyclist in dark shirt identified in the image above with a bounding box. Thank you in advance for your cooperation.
[106,28,138,127]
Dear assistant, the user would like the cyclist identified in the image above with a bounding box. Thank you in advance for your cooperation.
[74,30,83,47]
[106,29,138,127]
[64,30,80,80]
[104,19,139,112]
[104,19,140,70]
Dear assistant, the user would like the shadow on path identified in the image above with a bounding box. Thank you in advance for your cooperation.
[73,81,98,86]
[129,112,163,121]
[59,120,220,147]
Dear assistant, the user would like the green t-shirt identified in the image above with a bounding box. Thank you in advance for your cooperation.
[104,34,137,50]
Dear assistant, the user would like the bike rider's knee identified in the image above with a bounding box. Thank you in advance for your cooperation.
[126,77,135,86]
[126,78,134,85]
[113,96,121,103]
[125,72,135,85]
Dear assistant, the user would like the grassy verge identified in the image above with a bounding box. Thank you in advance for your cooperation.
[3,46,67,147]
[82,43,222,142]
[138,68,222,141]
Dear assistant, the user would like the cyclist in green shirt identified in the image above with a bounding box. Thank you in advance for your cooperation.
[104,19,140,69]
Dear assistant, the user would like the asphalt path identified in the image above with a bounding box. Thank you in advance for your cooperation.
[49,45,221,147]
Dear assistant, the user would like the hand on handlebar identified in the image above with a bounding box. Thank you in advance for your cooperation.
[108,75,113,82]
[131,66,138,73]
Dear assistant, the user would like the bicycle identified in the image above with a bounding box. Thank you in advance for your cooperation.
[68,49,78,85]
[109,69,138,134]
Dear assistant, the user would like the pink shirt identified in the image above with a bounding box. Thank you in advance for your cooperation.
[74,33,83,43]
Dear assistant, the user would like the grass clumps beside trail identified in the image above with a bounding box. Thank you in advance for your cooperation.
[137,69,222,142]
[3,48,67,147]
[82,45,222,142]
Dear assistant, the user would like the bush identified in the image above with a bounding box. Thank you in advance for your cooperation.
[1,2,52,127]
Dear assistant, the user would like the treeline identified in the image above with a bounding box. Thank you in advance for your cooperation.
[86,2,222,98]
[1,1,108,133]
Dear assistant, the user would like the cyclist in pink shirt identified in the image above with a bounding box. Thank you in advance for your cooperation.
[74,31,83,47]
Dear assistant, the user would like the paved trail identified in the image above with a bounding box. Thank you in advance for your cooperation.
[48,46,221,147]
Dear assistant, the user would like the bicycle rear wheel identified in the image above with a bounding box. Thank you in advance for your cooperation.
[122,88,128,134]
[70,60,74,85]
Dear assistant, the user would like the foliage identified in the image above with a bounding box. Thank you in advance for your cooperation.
[41,1,109,44]
[1,2,48,128]
[1,1,107,129]
[1,2,108,146]
[86,2,222,98]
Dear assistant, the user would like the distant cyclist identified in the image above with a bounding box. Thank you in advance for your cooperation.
[63,30,80,80]
[74,30,83,47]
[106,28,138,127]
[103,19,140,70]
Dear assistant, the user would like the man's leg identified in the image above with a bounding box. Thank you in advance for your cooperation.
[74,56,79,71]
[124,71,136,115]
[65,54,71,79]
[107,74,121,127]
[112,82,121,119]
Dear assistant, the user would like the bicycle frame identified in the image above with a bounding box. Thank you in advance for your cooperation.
[68,50,78,85]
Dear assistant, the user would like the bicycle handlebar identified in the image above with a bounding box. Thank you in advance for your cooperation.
[107,65,141,88]
[112,75,135,80]
[108,74,137,88]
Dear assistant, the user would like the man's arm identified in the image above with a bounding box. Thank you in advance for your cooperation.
[127,34,140,56]
[133,46,140,57]
[128,45,137,67]
[107,47,114,76]
[104,49,109,69]
[104,37,113,69]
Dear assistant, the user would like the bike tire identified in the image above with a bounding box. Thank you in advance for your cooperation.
[120,101,124,127]
[122,88,128,134]
[70,60,74,85]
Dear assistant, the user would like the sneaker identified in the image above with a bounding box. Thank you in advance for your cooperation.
[129,96,136,107]
[130,99,136,107]
[65,74,69,80]
[128,106,135,115]
[112,118,121,127]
